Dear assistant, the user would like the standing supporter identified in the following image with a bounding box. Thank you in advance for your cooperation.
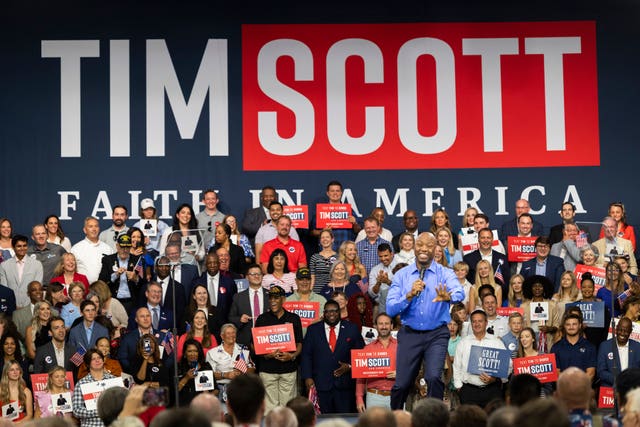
[11,281,43,337]
[50,253,90,296]
[176,309,217,360]
[177,339,214,406]
[457,207,479,249]
[0,360,32,423]
[33,316,76,373]
[60,282,86,328]
[504,274,525,307]
[196,189,226,254]
[71,217,114,283]
[68,300,109,351]
[429,208,453,236]
[73,349,117,427]
[190,252,237,326]
[550,222,582,271]
[132,198,170,257]
[550,312,596,380]
[502,312,523,359]
[597,317,640,387]
[0,218,15,259]
[548,202,578,246]
[594,216,637,274]
[392,209,422,253]
[261,249,296,295]
[308,229,337,293]
[77,336,122,380]
[128,227,154,282]
[255,201,301,263]
[24,300,52,360]
[229,264,269,346]
[355,312,397,412]
[44,214,72,252]
[34,366,73,419]
[132,334,170,387]
[436,227,463,267]
[185,284,220,341]
[158,203,203,266]
[346,293,373,331]
[0,235,43,308]
[521,275,560,353]
[286,267,327,335]
[98,205,130,251]
[463,228,510,297]
[310,181,361,251]
[393,232,415,265]
[387,232,464,408]
[600,202,636,251]
[521,236,565,292]
[368,243,397,308]
[98,234,143,314]
[499,199,544,249]
[320,261,360,300]
[355,208,393,243]
[471,260,503,307]
[339,240,368,286]
[224,214,255,263]
[552,271,581,319]
[356,217,391,275]
[208,223,247,276]
[242,185,277,246]
[259,215,307,274]
[28,224,66,287]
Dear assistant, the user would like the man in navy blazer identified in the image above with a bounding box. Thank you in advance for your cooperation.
[164,243,199,300]
[597,318,640,387]
[151,256,186,327]
[129,282,175,332]
[228,264,269,346]
[301,299,365,413]
[499,199,544,249]
[68,300,109,351]
[33,316,77,373]
[463,228,510,297]
[520,236,565,292]
[190,252,237,325]
[119,307,172,375]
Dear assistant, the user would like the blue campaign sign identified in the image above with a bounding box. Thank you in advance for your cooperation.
[566,301,605,328]
[468,345,511,378]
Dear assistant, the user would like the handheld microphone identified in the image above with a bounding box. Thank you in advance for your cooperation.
[416,267,426,297]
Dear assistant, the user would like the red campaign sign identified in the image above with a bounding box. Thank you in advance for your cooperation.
[315,204,352,229]
[598,387,614,409]
[252,323,297,355]
[574,264,605,293]
[496,307,523,317]
[242,22,599,171]
[283,205,309,229]
[351,349,396,379]
[513,354,558,383]
[30,372,75,393]
[283,301,320,328]
[507,236,537,262]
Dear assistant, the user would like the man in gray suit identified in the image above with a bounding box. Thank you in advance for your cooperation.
[0,235,43,308]
[550,222,582,272]
[228,263,269,346]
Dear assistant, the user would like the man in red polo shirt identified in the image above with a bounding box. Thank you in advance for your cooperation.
[260,215,307,273]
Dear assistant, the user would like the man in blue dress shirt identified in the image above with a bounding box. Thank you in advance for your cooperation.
[387,232,465,409]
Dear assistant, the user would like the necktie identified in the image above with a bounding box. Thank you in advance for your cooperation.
[329,326,336,352]
[210,277,217,305]
[253,290,260,325]
[152,307,159,330]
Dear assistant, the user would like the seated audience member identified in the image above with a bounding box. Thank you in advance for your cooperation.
[34,366,73,420]
[225,373,266,427]
[556,367,604,427]
[68,300,109,351]
[96,386,129,427]
[411,398,449,427]
[449,404,488,427]
[264,406,298,427]
[286,396,317,427]
[78,336,122,379]
[516,399,569,427]
[506,374,541,406]
[0,360,33,422]
[33,316,77,374]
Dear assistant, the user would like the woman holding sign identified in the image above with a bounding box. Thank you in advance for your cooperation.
[577,273,610,351]
[0,361,32,423]
[34,366,73,419]
[177,339,215,406]
[597,262,628,317]
[72,349,117,427]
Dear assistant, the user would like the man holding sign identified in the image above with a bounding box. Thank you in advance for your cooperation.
[453,309,510,407]
[355,313,397,412]
[387,232,464,408]
[254,285,303,412]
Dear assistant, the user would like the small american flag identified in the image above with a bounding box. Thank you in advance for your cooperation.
[133,257,144,278]
[69,344,87,367]
[494,264,504,285]
[308,385,321,415]
[576,232,588,248]
[161,332,174,356]
[234,351,248,373]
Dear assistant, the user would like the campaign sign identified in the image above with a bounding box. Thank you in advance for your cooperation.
[460,230,501,255]
[31,372,75,393]
[181,235,198,253]
[315,204,352,229]
[141,219,157,237]
[283,301,319,328]
[80,377,125,411]
[51,392,73,413]
[530,301,549,321]
[351,349,396,379]
[496,307,524,317]
[574,264,605,293]
[598,387,614,408]
[283,205,309,229]
[194,370,215,391]
[2,402,18,420]
[252,323,297,354]
[513,354,558,383]
[361,326,378,345]
[565,301,604,327]
[467,345,510,378]
[507,236,537,262]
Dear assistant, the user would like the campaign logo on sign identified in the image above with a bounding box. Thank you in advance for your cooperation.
[351,349,396,379]
[315,204,353,229]
[283,205,309,229]
[565,301,604,327]
[252,323,297,355]
[283,301,319,328]
[467,345,510,378]
[507,236,537,262]
[496,307,524,317]
[513,353,558,383]
[598,387,614,408]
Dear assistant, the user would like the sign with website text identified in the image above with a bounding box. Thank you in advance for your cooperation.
[351,348,396,378]
[507,236,537,262]
[252,323,297,354]
[574,264,605,292]
[315,204,353,229]
[283,301,320,328]
[496,307,523,317]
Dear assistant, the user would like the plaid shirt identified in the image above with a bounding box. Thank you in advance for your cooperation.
[356,237,391,275]
[72,371,116,427]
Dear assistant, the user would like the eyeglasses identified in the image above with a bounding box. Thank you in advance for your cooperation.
[247,272,263,277]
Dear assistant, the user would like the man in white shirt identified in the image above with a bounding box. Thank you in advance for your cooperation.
[481,293,509,338]
[71,217,114,283]
[454,309,509,407]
